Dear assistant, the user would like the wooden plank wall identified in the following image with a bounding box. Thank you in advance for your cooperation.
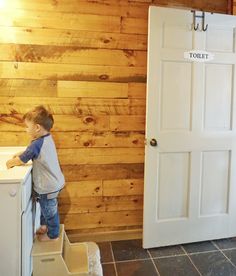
[0,0,230,236]
[233,0,236,13]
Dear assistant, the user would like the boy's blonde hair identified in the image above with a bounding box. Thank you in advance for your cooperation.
[23,105,54,131]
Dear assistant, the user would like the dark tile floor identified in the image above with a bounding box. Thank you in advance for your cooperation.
[98,238,236,276]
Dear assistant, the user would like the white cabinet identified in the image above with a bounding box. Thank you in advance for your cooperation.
[0,147,34,276]
[22,200,33,276]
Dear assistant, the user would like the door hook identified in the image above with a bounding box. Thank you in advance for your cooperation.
[194,23,199,31]
[202,12,208,31]
[192,10,199,31]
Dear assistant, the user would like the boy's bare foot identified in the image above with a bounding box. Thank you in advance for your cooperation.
[36,225,48,235]
[38,233,59,242]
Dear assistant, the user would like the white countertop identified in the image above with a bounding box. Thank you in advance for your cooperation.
[0,147,32,183]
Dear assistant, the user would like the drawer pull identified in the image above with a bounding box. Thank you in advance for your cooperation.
[41,258,55,263]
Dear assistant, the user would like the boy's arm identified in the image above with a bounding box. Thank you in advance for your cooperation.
[6,157,25,169]
[7,139,42,169]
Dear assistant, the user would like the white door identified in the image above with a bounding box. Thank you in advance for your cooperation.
[143,6,236,248]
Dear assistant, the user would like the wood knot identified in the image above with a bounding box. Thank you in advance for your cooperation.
[132,139,138,144]
[95,187,100,192]
[99,74,109,80]
[123,49,134,57]
[83,139,94,147]
[74,134,80,142]
[83,116,95,124]
[103,39,110,44]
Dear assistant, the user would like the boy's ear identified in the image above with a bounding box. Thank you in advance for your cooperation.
[35,124,41,132]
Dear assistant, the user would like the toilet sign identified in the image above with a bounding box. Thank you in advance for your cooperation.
[184,50,214,62]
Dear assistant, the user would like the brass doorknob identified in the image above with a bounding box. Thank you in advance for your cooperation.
[150,138,157,147]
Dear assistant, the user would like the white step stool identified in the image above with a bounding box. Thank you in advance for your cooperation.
[32,225,103,276]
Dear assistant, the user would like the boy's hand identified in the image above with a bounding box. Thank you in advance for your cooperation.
[6,157,24,169]
[6,159,16,169]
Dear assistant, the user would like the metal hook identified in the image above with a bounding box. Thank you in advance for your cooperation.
[202,12,208,31]
[194,23,199,31]
[192,10,199,31]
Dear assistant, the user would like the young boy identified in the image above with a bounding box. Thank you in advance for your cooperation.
[6,105,65,241]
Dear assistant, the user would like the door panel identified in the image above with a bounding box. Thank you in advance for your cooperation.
[163,23,193,49]
[161,62,192,130]
[158,152,190,220]
[204,64,232,130]
[200,151,230,216]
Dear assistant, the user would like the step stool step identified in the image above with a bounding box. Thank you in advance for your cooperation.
[32,224,64,257]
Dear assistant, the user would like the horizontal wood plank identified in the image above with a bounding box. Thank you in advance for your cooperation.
[110,115,145,131]
[57,81,128,98]
[59,197,105,214]
[59,181,102,198]
[0,131,145,148]
[0,44,146,66]
[0,132,30,146]
[0,79,57,97]
[1,0,149,18]
[103,178,144,196]
[121,17,148,35]
[152,0,229,13]
[61,210,143,230]
[53,115,110,131]
[58,148,144,165]
[7,0,227,15]
[0,62,146,82]
[104,195,143,211]
[0,27,147,50]
[62,163,144,181]
[0,99,131,116]
[0,10,121,33]
[0,114,111,132]
[128,83,146,98]
[53,131,145,148]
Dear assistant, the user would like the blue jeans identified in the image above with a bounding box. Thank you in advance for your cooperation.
[36,193,60,239]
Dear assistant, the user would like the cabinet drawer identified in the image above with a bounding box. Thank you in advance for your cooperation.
[22,173,32,211]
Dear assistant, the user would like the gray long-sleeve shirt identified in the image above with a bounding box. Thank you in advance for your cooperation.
[19,133,65,194]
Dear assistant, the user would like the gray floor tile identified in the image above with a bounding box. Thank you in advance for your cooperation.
[213,238,236,250]
[102,263,116,276]
[190,251,236,276]
[154,255,199,276]
[183,241,218,254]
[223,249,236,266]
[116,260,158,276]
[149,245,185,258]
[97,242,113,263]
[111,239,150,261]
